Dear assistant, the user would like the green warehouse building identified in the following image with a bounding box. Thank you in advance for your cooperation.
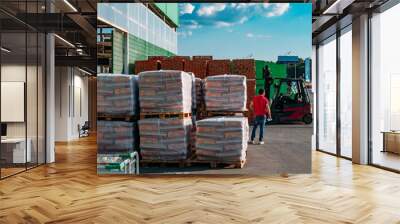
[97,3,178,73]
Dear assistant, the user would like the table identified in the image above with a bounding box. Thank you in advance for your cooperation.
[382,131,400,154]
[1,138,32,163]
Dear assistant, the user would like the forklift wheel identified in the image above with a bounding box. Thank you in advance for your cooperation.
[303,113,313,124]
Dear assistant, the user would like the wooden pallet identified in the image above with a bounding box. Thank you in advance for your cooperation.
[206,110,249,117]
[187,159,246,169]
[97,114,137,122]
[140,160,187,168]
[140,112,191,119]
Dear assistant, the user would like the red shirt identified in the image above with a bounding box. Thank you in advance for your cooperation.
[253,95,269,116]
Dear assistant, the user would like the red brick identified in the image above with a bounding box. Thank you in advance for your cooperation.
[160,58,184,71]
[193,55,213,61]
[232,59,256,79]
[184,60,208,79]
[135,60,159,74]
[207,59,231,76]
[171,56,191,61]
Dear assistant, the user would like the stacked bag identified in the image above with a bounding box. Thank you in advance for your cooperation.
[138,118,192,161]
[138,70,192,113]
[196,117,249,162]
[97,74,139,116]
[97,74,139,174]
[138,70,193,161]
[205,74,247,111]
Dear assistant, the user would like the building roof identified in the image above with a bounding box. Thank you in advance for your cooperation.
[277,56,299,64]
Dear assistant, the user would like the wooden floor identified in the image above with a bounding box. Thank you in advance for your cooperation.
[1,136,400,223]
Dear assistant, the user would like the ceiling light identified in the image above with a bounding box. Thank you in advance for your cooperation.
[54,34,75,48]
[63,0,78,12]
[78,67,93,76]
[1,47,11,53]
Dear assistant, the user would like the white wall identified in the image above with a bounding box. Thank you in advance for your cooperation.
[55,67,89,141]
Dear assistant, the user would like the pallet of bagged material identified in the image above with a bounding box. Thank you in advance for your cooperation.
[206,110,248,117]
[139,112,191,119]
[97,114,138,122]
[97,74,139,116]
[204,74,247,111]
[138,70,193,113]
[195,117,249,169]
[140,159,187,168]
[97,120,138,153]
[139,117,192,162]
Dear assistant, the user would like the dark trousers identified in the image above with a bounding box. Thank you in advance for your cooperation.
[251,115,266,141]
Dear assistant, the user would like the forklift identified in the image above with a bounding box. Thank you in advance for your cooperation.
[264,66,312,124]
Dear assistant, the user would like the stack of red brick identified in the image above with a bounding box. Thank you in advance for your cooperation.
[135,60,159,74]
[232,59,256,79]
[207,60,231,76]
[184,59,208,79]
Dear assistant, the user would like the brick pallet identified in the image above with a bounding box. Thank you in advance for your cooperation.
[135,60,159,74]
[194,117,249,168]
[138,70,192,113]
[184,60,208,79]
[207,59,231,76]
[232,59,256,79]
[97,74,140,175]
[138,117,192,162]
[204,74,247,112]
[160,58,185,71]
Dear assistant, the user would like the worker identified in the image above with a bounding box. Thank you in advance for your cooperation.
[249,89,272,145]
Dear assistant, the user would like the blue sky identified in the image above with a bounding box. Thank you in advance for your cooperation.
[178,3,312,61]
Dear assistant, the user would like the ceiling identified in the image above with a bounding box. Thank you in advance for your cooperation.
[0,0,97,73]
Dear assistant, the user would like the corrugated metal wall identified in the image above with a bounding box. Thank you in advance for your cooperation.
[127,33,175,73]
[112,29,125,73]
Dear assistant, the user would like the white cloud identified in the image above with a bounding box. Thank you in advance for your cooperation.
[185,20,201,29]
[238,16,248,24]
[246,33,254,38]
[215,21,232,28]
[235,3,257,9]
[263,3,271,9]
[197,3,226,16]
[178,30,193,38]
[266,3,290,17]
[180,3,195,15]
[246,32,271,39]
[214,16,247,28]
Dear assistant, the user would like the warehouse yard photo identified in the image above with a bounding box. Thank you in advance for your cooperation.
[95,3,313,175]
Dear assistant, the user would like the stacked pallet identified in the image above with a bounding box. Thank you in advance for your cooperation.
[97,74,139,116]
[138,70,193,163]
[138,118,192,161]
[204,74,247,112]
[207,60,231,76]
[97,74,139,175]
[138,70,192,113]
[195,117,249,167]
